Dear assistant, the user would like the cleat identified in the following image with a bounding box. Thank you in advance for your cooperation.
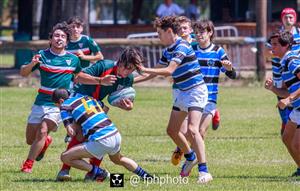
[94,168,110,182]
[180,158,198,177]
[56,169,72,181]
[36,135,52,161]
[21,160,33,173]
[197,172,213,184]
[87,166,110,182]
[212,109,220,130]
[171,147,183,166]
[84,171,94,181]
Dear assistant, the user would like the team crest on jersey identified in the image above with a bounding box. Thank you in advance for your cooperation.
[116,85,125,91]
[207,59,215,67]
[79,43,83,48]
[66,60,72,65]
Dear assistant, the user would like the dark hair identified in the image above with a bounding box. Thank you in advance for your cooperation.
[67,16,84,26]
[117,47,144,74]
[52,88,70,103]
[48,22,72,42]
[192,19,215,41]
[268,31,293,49]
[176,16,191,26]
[154,16,179,34]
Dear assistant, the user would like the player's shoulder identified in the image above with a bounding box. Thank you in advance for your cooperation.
[92,59,115,70]
[65,51,80,60]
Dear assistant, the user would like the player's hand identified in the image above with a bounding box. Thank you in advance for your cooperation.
[277,98,290,110]
[116,98,133,111]
[77,50,85,58]
[31,54,42,66]
[100,75,117,86]
[264,78,273,90]
[221,60,233,71]
[137,64,146,73]
[66,125,75,137]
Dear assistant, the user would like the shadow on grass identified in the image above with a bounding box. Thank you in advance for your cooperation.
[13,178,86,183]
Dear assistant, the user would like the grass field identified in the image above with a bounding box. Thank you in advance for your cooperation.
[1,86,299,191]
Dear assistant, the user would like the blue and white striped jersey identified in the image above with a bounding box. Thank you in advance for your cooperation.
[192,43,231,103]
[159,38,205,91]
[280,50,300,110]
[271,57,284,88]
[60,94,118,141]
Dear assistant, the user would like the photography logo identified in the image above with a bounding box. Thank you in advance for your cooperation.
[110,173,124,187]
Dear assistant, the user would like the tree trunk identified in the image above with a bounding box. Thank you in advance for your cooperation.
[18,0,33,37]
[39,0,89,39]
[255,0,267,81]
[61,0,89,34]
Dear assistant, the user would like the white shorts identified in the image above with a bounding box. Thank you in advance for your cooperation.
[173,84,208,112]
[203,102,217,116]
[27,105,61,126]
[289,109,300,127]
[84,132,121,160]
[172,88,180,103]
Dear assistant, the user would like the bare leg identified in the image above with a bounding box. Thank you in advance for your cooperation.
[109,152,138,171]
[292,128,300,168]
[282,121,300,167]
[26,124,39,145]
[27,119,57,160]
[199,114,213,140]
[187,110,205,163]
[61,144,94,172]
[166,110,191,154]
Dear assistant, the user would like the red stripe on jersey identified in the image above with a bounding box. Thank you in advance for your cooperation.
[92,66,118,99]
[38,88,53,95]
[40,65,74,74]
[82,49,91,55]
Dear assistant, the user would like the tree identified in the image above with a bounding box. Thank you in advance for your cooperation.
[39,0,89,39]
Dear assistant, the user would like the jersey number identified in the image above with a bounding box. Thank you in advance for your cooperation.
[81,98,103,114]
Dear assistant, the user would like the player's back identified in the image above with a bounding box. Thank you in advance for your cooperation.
[280,50,300,109]
[61,95,118,141]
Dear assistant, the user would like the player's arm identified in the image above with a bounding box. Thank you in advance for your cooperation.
[73,61,116,85]
[75,71,117,85]
[278,87,300,109]
[60,109,76,137]
[140,61,177,76]
[20,54,41,77]
[220,49,237,79]
[264,78,289,98]
[78,51,104,62]
[134,64,164,84]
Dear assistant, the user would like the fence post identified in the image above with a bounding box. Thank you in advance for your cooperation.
[255,0,267,81]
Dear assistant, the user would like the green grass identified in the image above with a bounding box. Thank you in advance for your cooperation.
[1,86,299,190]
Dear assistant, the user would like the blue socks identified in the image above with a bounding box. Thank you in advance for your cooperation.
[184,150,195,161]
[198,163,208,173]
[134,166,153,179]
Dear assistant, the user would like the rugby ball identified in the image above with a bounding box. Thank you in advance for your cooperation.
[107,87,136,106]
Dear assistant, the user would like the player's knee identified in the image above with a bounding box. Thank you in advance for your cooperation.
[111,157,122,166]
[61,152,70,164]
[166,127,175,137]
